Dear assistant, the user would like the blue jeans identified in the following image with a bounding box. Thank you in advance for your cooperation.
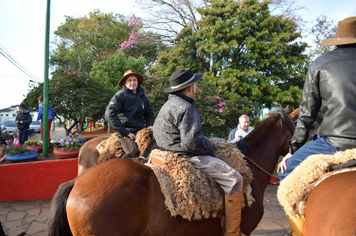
[19,129,29,145]
[278,134,344,181]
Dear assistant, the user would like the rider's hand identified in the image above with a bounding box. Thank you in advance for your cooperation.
[147,126,153,131]
[127,133,136,140]
[277,153,292,174]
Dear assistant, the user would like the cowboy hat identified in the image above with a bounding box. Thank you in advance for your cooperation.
[118,70,144,87]
[164,68,203,93]
[321,16,356,46]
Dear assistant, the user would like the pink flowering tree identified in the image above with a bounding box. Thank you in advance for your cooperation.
[120,16,167,67]
[193,78,254,138]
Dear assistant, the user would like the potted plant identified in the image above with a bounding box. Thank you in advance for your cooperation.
[3,143,39,162]
[53,133,83,159]
[25,139,43,154]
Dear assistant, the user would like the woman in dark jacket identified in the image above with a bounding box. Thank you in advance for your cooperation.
[105,70,154,157]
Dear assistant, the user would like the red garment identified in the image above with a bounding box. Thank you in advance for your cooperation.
[40,120,52,141]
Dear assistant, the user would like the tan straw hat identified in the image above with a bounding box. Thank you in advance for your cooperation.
[118,70,144,87]
[321,16,356,46]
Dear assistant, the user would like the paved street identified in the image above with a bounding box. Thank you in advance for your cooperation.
[0,184,289,236]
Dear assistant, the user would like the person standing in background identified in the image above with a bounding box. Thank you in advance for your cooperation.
[37,96,54,141]
[228,114,254,143]
[16,103,32,144]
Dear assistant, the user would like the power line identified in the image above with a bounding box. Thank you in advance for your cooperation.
[0,43,40,82]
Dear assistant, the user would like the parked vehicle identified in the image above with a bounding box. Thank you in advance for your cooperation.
[30,121,41,133]
[1,119,17,137]
[1,123,9,139]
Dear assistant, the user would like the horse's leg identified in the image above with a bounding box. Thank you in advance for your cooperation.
[240,183,264,235]
[304,170,356,236]
[77,136,108,175]
[48,180,75,236]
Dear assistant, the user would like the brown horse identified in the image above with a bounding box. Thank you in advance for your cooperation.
[77,136,108,175]
[304,169,356,236]
[77,130,155,175]
[48,107,299,236]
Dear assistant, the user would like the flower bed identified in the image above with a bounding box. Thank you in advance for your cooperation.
[25,139,43,154]
[5,151,39,163]
[53,147,81,159]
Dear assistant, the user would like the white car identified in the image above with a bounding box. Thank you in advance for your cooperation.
[30,121,41,133]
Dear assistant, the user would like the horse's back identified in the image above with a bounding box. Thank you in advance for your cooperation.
[304,169,356,236]
[77,136,108,175]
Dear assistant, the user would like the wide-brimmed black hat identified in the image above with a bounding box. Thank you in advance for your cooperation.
[118,70,144,87]
[164,68,203,93]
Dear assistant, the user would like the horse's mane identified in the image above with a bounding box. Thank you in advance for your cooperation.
[236,109,292,154]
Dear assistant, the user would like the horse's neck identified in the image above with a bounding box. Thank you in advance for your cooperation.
[245,128,286,185]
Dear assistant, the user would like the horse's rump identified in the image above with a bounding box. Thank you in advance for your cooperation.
[147,139,254,221]
[304,169,356,236]
[277,148,356,221]
[67,158,223,236]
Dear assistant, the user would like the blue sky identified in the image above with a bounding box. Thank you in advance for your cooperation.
[0,0,355,109]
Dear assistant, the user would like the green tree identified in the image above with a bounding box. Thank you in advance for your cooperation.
[46,10,167,132]
[90,50,147,90]
[308,15,337,59]
[50,10,131,74]
[151,0,308,137]
[49,68,114,135]
[23,70,114,135]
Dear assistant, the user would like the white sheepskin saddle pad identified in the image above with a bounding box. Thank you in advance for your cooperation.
[277,148,356,221]
[147,138,254,221]
[96,128,152,163]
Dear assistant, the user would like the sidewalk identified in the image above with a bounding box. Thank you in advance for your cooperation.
[31,127,66,143]
[0,184,289,236]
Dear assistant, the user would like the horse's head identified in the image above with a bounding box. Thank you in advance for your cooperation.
[240,107,299,157]
[277,107,300,155]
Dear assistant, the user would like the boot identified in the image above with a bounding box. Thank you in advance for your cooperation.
[224,193,243,236]
[288,216,304,236]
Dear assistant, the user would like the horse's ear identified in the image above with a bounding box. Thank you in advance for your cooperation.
[283,105,290,111]
[289,108,300,120]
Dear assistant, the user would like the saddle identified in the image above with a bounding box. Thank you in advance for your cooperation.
[96,128,152,164]
[147,139,255,221]
[277,148,356,221]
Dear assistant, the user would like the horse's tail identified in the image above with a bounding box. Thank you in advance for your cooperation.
[47,180,74,236]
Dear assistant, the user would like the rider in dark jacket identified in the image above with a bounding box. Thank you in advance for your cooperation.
[105,70,154,157]
[277,16,356,236]
[106,86,154,137]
